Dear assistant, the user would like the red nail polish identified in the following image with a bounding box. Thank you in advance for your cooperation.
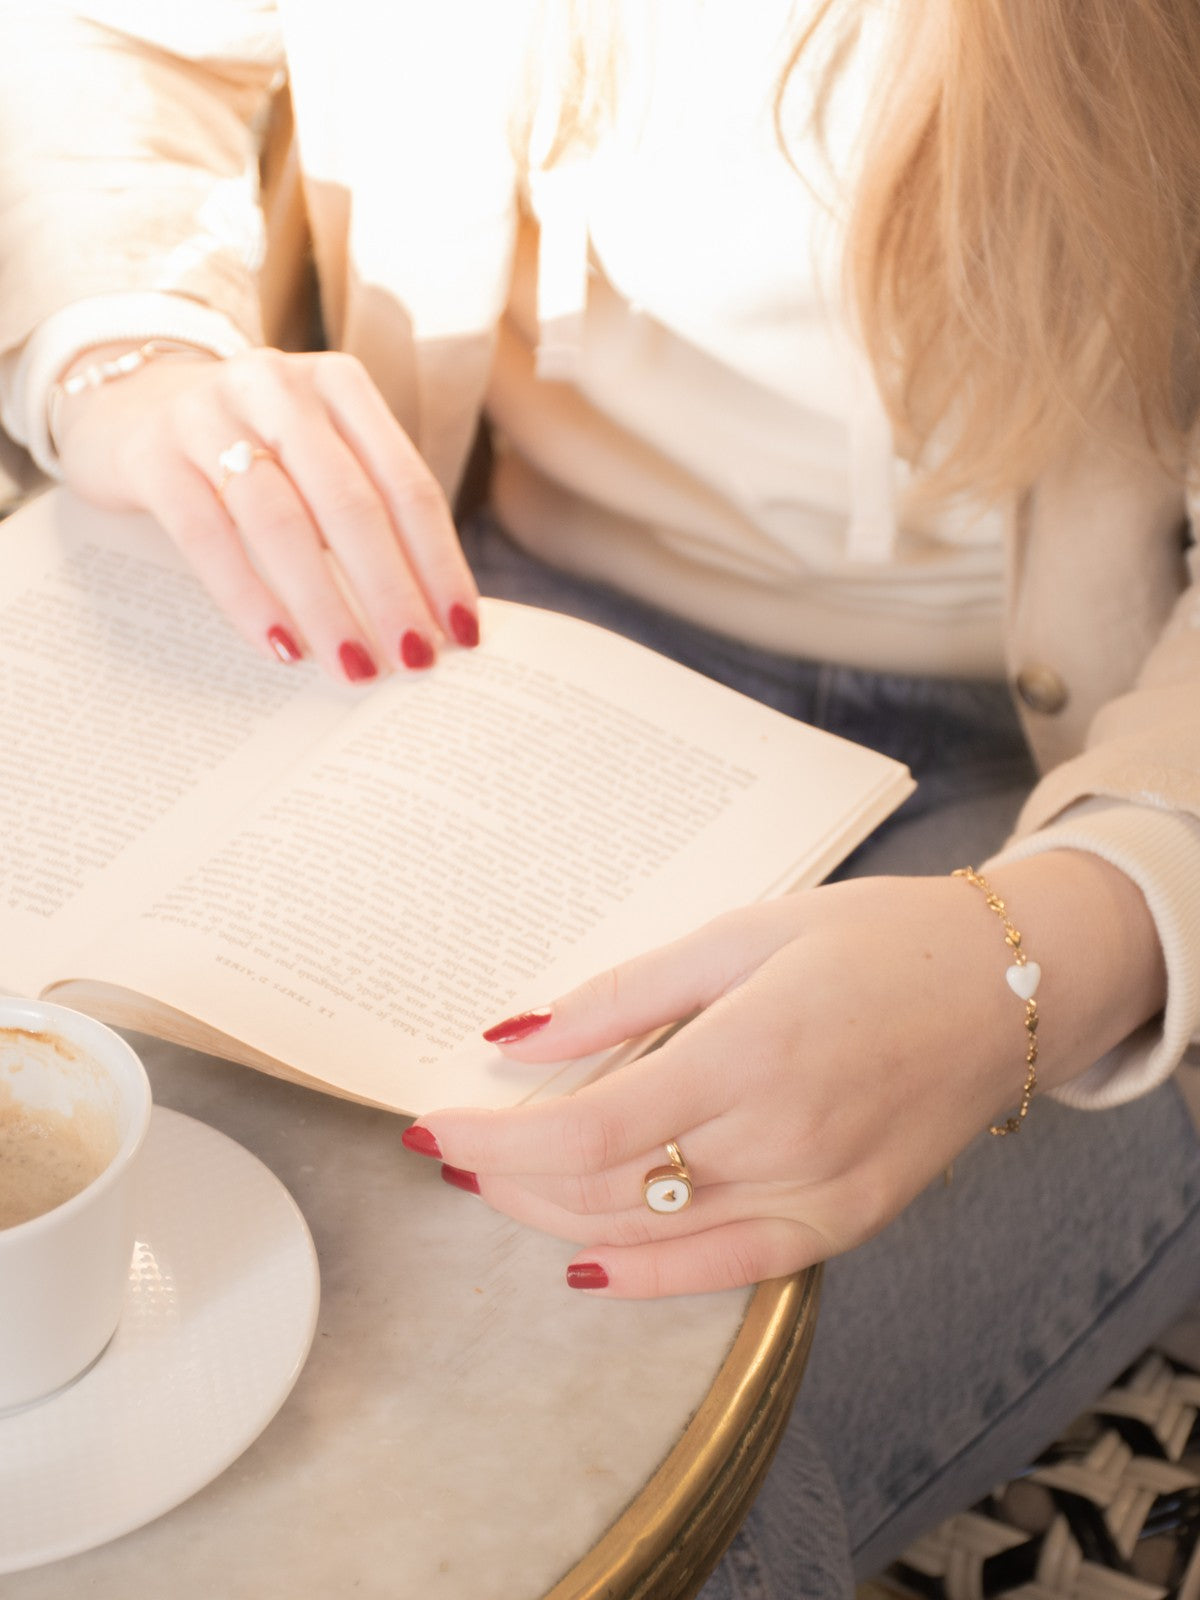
[338,640,377,682]
[400,630,435,670]
[441,1164,481,1195]
[482,1008,552,1044]
[401,1125,441,1159]
[567,1263,609,1291]
[449,603,480,648]
[267,625,303,663]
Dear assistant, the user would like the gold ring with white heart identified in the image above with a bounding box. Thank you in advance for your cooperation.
[642,1139,693,1214]
[214,438,277,504]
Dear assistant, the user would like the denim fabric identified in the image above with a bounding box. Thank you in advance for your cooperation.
[461,514,1200,1599]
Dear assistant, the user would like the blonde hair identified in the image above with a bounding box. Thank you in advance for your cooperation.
[516,1,622,172]
[805,0,1200,498]
[535,2,1200,500]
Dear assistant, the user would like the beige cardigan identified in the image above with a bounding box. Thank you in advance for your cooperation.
[0,1,1197,1109]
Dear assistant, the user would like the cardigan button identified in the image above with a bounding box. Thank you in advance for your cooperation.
[1014,664,1069,715]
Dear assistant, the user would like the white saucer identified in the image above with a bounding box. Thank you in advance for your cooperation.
[0,1105,320,1574]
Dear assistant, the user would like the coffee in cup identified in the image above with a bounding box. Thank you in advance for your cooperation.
[0,998,151,1412]
[0,1040,120,1230]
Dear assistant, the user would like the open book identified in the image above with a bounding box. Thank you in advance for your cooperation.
[0,491,913,1115]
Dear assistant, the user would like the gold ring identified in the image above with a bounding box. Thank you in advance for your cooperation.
[643,1139,693,1214]
[215,439,276,502]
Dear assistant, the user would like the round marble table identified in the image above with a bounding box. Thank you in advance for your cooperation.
[3,1035,818,1599]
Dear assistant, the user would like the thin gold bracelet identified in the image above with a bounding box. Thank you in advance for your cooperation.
[952,866,1040,1135]
[47,340,217,452]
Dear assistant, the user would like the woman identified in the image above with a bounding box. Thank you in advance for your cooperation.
[1,2,1198,1589]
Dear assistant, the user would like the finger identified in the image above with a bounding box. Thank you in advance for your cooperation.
[486,1100,776,1217]
[419,908,825,1184]
[490,1121,801,1219]
[265,393,443,671]
[186,427,380,684]
[420,965,799,1182]
[314,353,481,646]
[139,455,307,665]
[479,900,807,1064]
[454,1167,784,1249]
[222,358,446,669]
[503,1139,712,1220]
[423,1028,730,1180]
[565,1217,822,1299]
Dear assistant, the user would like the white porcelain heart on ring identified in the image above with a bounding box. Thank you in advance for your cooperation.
[1005,961,1041,1001]
[218,439,255,476]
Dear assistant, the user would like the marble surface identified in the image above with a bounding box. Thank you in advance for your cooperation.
[5,1035,751,1598]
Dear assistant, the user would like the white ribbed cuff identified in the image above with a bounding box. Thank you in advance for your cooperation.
[0,293,251,475]
[986,798,1200,1109]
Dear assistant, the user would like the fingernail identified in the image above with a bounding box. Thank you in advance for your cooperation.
[401,1125,441,1159]
[482,1008,552,1044]
[441,1164,481,1195]
[449,603,480,648]
[400,629,435,670]
[267,625,303,663]
[567,1262,609,1291]
[339,640,377,682]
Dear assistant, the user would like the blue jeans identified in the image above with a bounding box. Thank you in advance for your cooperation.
[462,515,1200,1598]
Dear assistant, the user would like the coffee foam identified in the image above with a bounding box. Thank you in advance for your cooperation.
[0,1029,120,1229]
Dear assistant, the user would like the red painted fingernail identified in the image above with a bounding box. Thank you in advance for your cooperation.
[567,1262,609,1291]
[449,603,480,648]
[482,1008,552,1044]
[338,640,377,682]
[401,1125,441,1159]
[267,625,303,663]
[400,629,435,670]
[441,1164,481,1195]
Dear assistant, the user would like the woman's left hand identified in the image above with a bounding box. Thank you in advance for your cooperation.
[408,856,1165,1297]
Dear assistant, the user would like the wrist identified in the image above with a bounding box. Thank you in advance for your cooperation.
[50,341,220,452]
[979,851,1166,1094]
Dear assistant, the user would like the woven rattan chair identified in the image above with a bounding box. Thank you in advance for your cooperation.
[873,1349,1200,1600]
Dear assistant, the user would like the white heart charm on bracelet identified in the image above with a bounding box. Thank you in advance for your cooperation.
[1005,961,1041,1001]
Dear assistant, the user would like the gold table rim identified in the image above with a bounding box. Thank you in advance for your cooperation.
[544,1265,822,1600]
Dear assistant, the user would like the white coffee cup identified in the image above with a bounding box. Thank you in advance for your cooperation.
[0,996,151,1412]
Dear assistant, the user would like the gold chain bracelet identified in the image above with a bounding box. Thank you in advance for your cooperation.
[47,340,217,452]
[952,866,1040,1135]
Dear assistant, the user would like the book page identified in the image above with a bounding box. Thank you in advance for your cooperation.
[55,602,912,1114]
[0,492,353,993]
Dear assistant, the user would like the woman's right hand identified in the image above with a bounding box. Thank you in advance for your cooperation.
[52,345,481,683]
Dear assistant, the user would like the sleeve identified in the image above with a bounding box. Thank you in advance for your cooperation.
[987,798,1200,1108]
[987,484,1200,1108]
[0,1,285,450]
[0,294,251,474]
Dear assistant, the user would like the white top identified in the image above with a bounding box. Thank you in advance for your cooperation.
[0,0,1007,674]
